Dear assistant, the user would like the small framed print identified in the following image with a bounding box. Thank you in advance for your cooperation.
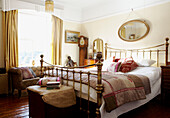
[65,30,80,44]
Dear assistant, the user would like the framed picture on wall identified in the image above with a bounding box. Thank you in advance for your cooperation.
[65,30,80,44]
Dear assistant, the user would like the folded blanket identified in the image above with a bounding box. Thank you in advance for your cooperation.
[101,73,151,112]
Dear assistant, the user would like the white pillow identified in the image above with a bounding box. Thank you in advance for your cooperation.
[102,57,113,71]
[138,59,156,67]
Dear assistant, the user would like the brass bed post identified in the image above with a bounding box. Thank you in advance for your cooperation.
[80,71,82,111]
[87,71,90,115]
[44,67,46,76]
[165,38,169,66]
[40,54,44,78]
[66,68,69,86]
[52,67,54,77]
[120,51,121,58]
[61,68,63,84]
[150,50,152,59]
[96,52,103,118]
[105,43,108,60]
[73,70,75,89]
[143,50,145,59]
[56,68,58,77]
[157,50,159,67]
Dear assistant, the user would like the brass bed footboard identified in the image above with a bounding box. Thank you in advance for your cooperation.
[40,52,103,118]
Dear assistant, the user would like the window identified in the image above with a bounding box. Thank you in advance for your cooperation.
[18,10,52,66]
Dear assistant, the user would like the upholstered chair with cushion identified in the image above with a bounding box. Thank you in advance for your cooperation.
[8,67,41,98]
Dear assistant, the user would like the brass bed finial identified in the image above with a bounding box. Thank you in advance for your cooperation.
[96,52,103,118]
[105,43,108,60]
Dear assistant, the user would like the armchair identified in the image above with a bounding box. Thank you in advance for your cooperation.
[8,67,41,97]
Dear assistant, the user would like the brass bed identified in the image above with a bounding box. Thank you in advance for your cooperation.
[39,38,169,118]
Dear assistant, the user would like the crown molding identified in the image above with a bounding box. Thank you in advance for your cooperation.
[81,0,170,23]
[63,19,82,24]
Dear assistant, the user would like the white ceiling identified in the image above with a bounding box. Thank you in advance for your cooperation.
[20,0,113,8]
[20,0,170,9]
[4,0,170,22]
[53,0,113,8]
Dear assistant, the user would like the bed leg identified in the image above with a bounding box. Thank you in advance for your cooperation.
[96,52,103,118]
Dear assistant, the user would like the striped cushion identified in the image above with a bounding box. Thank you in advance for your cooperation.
[31,67,41,77]
[107,62,121,72]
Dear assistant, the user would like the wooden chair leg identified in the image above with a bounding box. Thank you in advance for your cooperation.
[18,90,21,98]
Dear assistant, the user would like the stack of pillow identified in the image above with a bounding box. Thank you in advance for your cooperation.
[103,56,156,73]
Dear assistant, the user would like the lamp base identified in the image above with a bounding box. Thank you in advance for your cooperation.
[89,55,93,59]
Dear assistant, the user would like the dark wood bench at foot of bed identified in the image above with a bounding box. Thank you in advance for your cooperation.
[28,89,97,118]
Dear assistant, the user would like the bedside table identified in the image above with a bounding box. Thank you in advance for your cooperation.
[84,59,97,68]
[161,66,170,103]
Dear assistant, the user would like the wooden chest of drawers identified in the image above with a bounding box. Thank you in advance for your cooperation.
[161,66,170,103]
[84,59,96,68]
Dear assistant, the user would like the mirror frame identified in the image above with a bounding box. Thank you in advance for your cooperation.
[118,20,150,42]
[93,38,103,58]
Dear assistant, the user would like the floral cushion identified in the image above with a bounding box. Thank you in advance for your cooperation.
[119,58,138,73]
[19,67,34,79]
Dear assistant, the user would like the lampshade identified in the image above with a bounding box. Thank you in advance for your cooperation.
[45,0,54,12]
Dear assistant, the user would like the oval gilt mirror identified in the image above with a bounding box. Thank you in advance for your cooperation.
[118,20,150,42]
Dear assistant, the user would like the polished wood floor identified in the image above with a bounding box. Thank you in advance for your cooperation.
[0,94,169,118]
[0,95,29,118]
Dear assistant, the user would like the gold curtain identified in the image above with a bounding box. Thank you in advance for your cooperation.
[51,15,63,65]
[2,10,18,71]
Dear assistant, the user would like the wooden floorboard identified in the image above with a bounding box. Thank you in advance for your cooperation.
[0,95,29,118]
[0,95,169,118]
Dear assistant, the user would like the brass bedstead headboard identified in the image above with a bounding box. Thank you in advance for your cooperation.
[105,38,169,66]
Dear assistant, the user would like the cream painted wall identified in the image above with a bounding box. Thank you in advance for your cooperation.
[81,2,170,60]
[62,21,81,65]
[1,2,170,67]
[0,11,4,68]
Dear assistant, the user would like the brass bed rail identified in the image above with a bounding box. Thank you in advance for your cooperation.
[40,53,103,118]
[105,38,169,66]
